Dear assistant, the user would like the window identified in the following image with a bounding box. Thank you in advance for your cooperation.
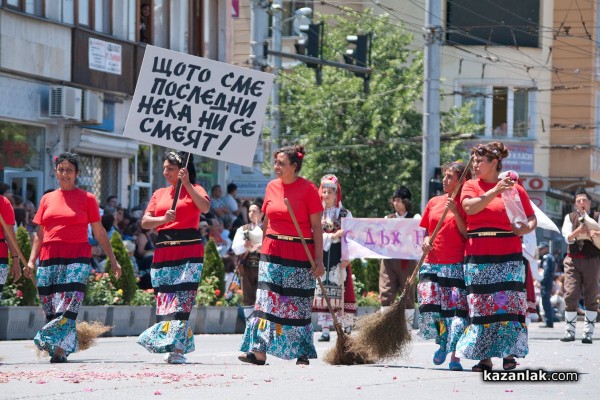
[25,0,43,17]
[78,0,90,26]
[461,87,486,136]
[152,0,168,48]
[94,0,111,33]
[446,0,540,48]
[112,0,136,41]
[169,0,189,52]
[461,85,534,138]
[129,144,153,208]
[45,0,75,24]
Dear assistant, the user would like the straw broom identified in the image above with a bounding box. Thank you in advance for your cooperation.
[347,156,474,363]
[283,198,373,365]
[0,210,111,353]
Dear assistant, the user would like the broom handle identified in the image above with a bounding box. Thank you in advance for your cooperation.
[399,156,474,300]
[170,152,191,211]
[0,213,29,270]
[284,198,343,332]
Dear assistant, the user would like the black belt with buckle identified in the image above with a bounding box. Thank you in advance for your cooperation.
[266,234,314,243]
[467,229,515,238]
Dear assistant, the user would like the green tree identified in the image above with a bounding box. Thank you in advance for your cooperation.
[106,231,137,304]
[350,258,365,295]
[364,258,380,293]
[277,8,481,216]
[201,239,225,299]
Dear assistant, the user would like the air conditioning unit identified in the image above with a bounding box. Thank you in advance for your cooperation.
[49,86,82,120]
[82,90,104,124]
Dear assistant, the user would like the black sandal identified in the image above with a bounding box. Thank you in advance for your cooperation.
[503,357,517,371]
[238,352,266,365]
[471,362,492,372]
[50,354,68,364]
[296,356,310,365]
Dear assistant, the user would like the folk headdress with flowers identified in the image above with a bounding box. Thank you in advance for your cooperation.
[319,174,342,207]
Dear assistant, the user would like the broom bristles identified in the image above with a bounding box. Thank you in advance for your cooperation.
[347,300,412,362]
[322,331,376,365]
[34,321,112,358]
[76,321,112,351]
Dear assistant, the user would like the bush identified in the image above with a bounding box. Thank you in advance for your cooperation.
[350,259,365,296]
[356,291,381,307]
[106,232,137,305]
[201,239,225,300]
[84,272,123,305]
[365,258,380,293]
[196,275,241,306]
[129,288,156,306]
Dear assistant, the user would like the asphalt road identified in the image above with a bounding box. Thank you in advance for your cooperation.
[1,323,598,400]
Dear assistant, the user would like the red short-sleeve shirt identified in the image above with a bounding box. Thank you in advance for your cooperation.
[33,188,101,243]
[146,184,209,231]
[460,179,535,231]
[262,177,323,238]
[420,194,467,264]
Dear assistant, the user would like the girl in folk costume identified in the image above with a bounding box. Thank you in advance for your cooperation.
[313,174,357,342]
[417,161,470,371]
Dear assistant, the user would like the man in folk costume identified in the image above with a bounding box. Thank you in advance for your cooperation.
[379,186,421,329]
[312,174,357,341]
[560,187,600,344]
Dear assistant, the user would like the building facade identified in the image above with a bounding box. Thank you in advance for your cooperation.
[0,0,238,211]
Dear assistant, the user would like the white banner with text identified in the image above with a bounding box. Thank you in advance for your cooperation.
[341,218,426,260]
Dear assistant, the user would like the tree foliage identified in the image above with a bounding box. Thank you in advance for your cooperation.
[107,231,138,304]
[277,9,481,216]
[201,239,225,298]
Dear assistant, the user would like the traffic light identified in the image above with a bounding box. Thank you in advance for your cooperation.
[296,23,323,69]
[345,33,371,78]
[295,22,323,84]
[428,167,443,199]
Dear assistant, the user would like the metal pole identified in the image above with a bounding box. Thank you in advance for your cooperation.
[250,0,269,70]
[421,0,442,212]
[270,0,283,176]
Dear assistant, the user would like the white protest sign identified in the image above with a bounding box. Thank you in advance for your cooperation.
[124,45,274,166]
[341,218,426,260]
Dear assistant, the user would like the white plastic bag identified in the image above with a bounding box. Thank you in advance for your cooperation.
[498,170,528,226]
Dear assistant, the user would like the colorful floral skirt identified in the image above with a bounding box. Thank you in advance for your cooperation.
[240,236,317,360]
[417,262,468,353]
[456,238,528,360]
[137,229,203,355]
[34,242,92,357]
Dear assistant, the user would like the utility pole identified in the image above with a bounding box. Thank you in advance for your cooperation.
[421,0,443,212]
[250,0,268,70]
[270,0,283,173]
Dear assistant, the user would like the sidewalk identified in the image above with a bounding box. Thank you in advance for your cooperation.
[0,323,598,400]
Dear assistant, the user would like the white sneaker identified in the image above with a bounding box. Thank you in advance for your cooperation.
[166,353,187,364]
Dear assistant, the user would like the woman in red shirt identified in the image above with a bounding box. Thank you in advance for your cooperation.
[1,194,22,293]
[456,142,537,372]
[239,145,324,366]
[417,161,470,371]
[136,151,210,364]
[26,152,122,363]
